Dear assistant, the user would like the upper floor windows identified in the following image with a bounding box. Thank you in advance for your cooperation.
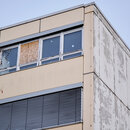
[0,28,82,75]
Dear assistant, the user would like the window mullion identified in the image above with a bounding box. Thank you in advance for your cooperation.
[60,32,64,60]
[39,39,43,66]
[16,44,20,71]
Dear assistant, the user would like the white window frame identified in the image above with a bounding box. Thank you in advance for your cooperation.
[18,39,40,70]
[0,45,19,73]
[39,33,61,65]
[0,27,83,75]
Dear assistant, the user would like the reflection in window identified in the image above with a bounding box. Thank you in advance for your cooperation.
[64,30,82,54]
[0,47,18,70]
[42,36,60,58]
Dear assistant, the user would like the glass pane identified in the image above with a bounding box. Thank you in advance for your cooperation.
[20,63,37,70]
[63,52,82,60]
[42,36,60,58]
[2,47,18,68]
[64,30,82,54]
[20,41,39,65]
[42,58,59,65]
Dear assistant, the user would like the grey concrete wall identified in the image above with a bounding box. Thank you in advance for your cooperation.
[94,14,130,108]
[94,14,130,130]
[94,75,130,130]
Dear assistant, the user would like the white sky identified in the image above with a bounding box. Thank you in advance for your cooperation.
[0,0,130,48]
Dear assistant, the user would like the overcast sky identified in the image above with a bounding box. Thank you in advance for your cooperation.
[0,0,130,48]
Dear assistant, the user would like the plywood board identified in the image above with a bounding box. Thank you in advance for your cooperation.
[20,40,39,65]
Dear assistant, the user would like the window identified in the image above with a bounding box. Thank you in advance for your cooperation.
[0,46,18,75]
[0,28,82,75]
[0,88,82,130]
[19,40,39,70]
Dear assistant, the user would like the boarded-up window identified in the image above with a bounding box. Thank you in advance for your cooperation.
[20,40,39,65]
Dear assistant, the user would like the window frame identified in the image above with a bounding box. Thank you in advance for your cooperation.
[39,33,61,65]
[0,27,83,75]
[0,45,19,73]
[18,39,40,70]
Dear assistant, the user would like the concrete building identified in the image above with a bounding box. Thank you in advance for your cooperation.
[0,2,130,130]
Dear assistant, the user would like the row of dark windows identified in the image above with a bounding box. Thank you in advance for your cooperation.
[0,88,81,130]
[0,28,82,75]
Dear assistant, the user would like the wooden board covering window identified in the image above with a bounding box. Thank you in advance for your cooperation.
[20,40,39,65]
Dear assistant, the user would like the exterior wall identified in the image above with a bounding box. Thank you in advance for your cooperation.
[94,75,130,130]
[46,123,82,130]
[0,57,83,99]
[40,7,84,32]
[94,12,130,130]
[0,20,40,43]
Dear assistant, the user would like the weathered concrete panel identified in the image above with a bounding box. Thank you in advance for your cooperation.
[94,15,100,75]
[94,75,130,130]
[94,75,115,130]
[114,41,127,106]
[0,20,40,43]
[40,8,84,32]
[99,21,115,92]
[127,54,130,109]
[115,96,129,130]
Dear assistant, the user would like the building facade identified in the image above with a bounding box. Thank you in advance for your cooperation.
[0,3,130,130]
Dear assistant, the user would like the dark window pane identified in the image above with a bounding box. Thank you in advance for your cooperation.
[20,63,37,70]
[11,100,27,130]
[26,96,43,130]
[42,36,60,58]
[63,52,82,60]
[64,30,82,54]
[59,89,76,124]
[76,88,81,122]
[42,93,59,127]
[42,58,59,65]
[0,103,12,130]
[2,47,18,68]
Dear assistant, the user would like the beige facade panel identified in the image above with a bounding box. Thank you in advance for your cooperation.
[85,5,94,14]
[0,20,40,43]
[20,40,39,65]
[83,73,94,130]
[0,57,83,99]
[83,12,94,74]
[46,123,82,130]
[40,8,84,32]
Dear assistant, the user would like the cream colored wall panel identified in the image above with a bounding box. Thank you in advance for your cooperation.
[40,8,84,32]
[83,73,94,130]
[85,5,94,13]
[83,12,94,74]
[0,57,83,99]
[0,20,40,42]
[46,123,82,130]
